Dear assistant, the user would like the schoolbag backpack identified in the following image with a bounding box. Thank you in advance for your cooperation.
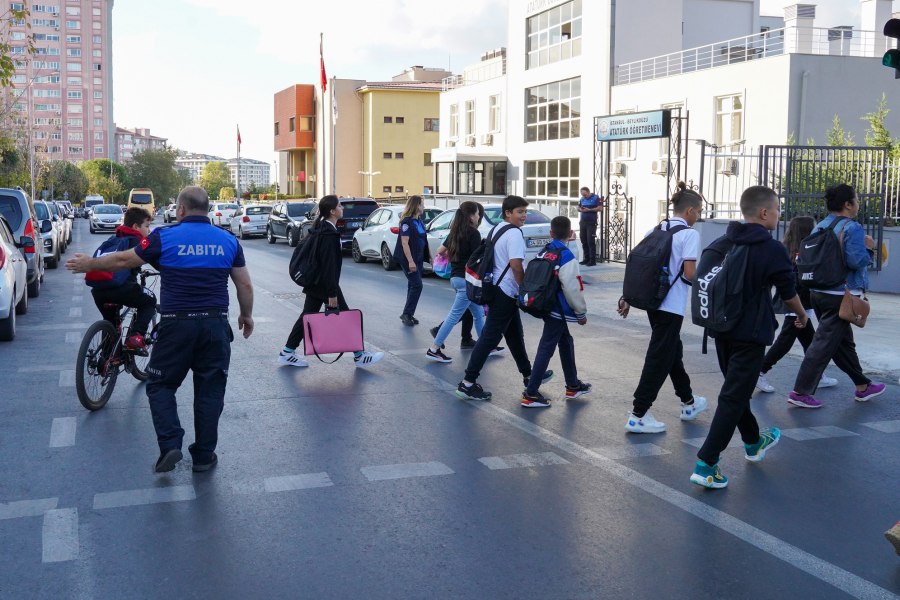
[289,230,321,288]
[517,244,562,317]
[465,224,514,304]
[622,221,688,311]
[84,235,135,289]
[795,217,848,289]
[691,240,752,334]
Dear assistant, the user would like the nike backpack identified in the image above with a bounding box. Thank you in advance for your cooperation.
[795,217,849,289]
[622,221,688,311]
[517,244,562,317]
[465,224,513,305]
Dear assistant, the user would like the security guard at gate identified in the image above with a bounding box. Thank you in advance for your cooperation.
[66,186,254,473]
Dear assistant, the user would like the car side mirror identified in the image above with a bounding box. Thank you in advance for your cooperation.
[18,235,34,249]
[40,219,53,233]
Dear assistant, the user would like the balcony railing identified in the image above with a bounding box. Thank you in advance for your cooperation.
[442,58,507,91]
[615,27,896,85]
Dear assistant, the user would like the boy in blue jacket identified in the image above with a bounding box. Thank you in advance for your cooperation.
[522,216,592,408]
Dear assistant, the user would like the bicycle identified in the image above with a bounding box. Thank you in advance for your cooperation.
[75,270,160,411]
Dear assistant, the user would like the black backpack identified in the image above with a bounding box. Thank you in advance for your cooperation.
[517,244,562,317]
[465,224,514,304]
[289,230,321,288]
[691,241,752,334]
[84,235,135,289]
[796,217,848,289]
[622,220,688,311]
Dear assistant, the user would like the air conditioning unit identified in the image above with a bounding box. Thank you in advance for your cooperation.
[651,159,669,176]
[444,140,456,148]
[611,162,626,177]
[480,133,493,145]
[717,158,740,176]
[465,135,476,147]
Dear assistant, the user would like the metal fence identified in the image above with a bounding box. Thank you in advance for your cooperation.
[888,160,900,224]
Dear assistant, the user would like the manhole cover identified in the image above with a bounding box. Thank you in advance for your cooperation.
[273,293,305,299]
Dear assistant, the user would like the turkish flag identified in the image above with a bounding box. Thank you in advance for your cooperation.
[319,34,327,93]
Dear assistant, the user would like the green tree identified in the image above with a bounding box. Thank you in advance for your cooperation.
[126,148,190,206]
[80,159,128,203]
[0,135,28,188]
[862,94,900,159]
[40,160,87,201]
[825,115,854,147]
[0,5,33,91]
[199,161,231,200]
[219,186,235,200]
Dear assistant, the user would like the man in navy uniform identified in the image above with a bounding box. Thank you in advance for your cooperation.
[67,186,254,473]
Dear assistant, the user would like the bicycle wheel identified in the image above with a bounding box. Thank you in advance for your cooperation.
[128,311,159,382]
[75,320,119,411]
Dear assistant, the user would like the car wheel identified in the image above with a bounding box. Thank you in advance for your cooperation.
[352,240,367,263]
[381,243,397,271]
[238,226,247,240]
[60,240,67,255]
[27,274,40,298]
[287,228,298,247]
[0,297,15,341]
[267,226,276,244]
[15,286,27,315]
[89,226,95,234]
[47,250,59,269]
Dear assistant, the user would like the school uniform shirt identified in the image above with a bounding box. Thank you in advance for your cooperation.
[652,217,700,316]
[491,224,526,299]
[393,216,431,266]
[544,239,587,322]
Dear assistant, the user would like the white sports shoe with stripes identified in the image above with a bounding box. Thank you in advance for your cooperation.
[278,351,309,368]
[354,351,384,368]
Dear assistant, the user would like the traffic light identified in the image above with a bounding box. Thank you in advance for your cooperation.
[884,18,900,79]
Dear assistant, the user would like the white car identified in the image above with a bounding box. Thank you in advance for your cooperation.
[208,202,239,228]
[89,204,124,234]
[0,214,29,341]
[229,203,272,239]
[351,205,443,270]
[164,203,177,223]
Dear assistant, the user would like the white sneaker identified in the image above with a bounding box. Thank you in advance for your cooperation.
[680,395,708,421]
[756,373,775,393]
[354,351,384,368]
[278,351,308,368]
[625,411,666,433]
[818,374,838,388]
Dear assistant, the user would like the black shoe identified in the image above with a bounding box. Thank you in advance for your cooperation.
[579,260,589,265]
[426,348,453,363]
[521,391,552,408]
[455,381,492,401]
[400,314,416,326]
[460,338,476,349]
[154,448,182,473]
[587,261,597,267]
[524,370,554,388]
[429,326,445,349]
[192,453,218,473]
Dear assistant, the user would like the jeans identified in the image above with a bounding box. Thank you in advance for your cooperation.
[92,283,157,335]
[285,289,349,350]
[402,260,423,316]
[792,292,870,394]
[434,277,484,347]
[464,293,531,384]
[697,339,764,466]
[580,220,598,262]
[526,317,579,395]
[632,310,693,416]
[760,315,815,374]
[146,315,233,463]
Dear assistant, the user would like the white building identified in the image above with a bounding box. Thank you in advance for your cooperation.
[226,157,271,190]
[175,152,226,183]
[114,126,167,162]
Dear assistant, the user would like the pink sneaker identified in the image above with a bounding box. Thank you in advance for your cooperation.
[787,391,822,408]
[855,382,886,402]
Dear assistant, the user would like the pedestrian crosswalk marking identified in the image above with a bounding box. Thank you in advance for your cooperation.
[93,485,196,510]
[681,437,743,450]
[780,426,859,441]
[861,420,900,434]
[264,472,333,493]
[478,452,569,470]
[361,461,454,482]
[68,307,82,318]
[42,508,79,563]
[591,444,671,460]
[49,417,76,448]
[0,497,58,520]
[57,370,75,388]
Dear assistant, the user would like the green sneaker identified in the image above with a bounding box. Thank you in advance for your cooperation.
[690,460,728,489]
[744,427,781,463]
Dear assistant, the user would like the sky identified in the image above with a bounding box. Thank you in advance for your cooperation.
[112,0,896,182]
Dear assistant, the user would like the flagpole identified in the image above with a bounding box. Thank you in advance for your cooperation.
[236,124,241,199]
[319,32,326,198]
[331,77,336,196]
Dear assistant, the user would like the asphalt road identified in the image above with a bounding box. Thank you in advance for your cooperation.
[1,216,898,600]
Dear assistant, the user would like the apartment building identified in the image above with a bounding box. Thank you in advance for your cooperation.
[226,157,270,189]
[114,126,167,162]
[175,152,226,183]
[273,84,317,197]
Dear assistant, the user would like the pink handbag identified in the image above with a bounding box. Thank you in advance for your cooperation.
[302,308,365,363]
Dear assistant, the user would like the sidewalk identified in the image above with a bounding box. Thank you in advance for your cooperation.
[580,262,900,379]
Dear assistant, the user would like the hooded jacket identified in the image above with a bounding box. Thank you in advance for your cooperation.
[545,239,587,322]
[706,221,796,345]
[113,224,145,284]
[303,221,342,299]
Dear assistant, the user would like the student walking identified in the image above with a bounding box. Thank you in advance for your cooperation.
[456,196,548,401]
[691,186,807,489]
[279,195,384,368]
[521,216,591,408]
[788,184,885,407]
[395,195,431,326]
[755,216,837,393]
[617,184,707,433]
[578,186,602,266]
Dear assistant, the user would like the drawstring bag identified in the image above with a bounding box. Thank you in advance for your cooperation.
[432,254,451,279]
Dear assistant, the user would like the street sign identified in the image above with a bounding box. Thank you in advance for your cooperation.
[41,190,48,199]
[596,109,672,142]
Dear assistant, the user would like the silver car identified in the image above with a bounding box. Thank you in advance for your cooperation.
[0,188,45,298]
[229,203,272,239]
[48,200,70,251]
[33,200,62,269]
[89,204,124,234]
[0,214,29,341]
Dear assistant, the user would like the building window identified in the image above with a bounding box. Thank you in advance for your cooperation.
[464,100,475,137]
[300,116,313,131]
[424,153,432,166]
[66,20,80,28]
[94,146,104,155]
[92,35,101,44]
[274,122,280,135]
[526,0,583,69]
[93,90,102,98]
[449,104,458,138]
[67,90,81,99]
[289,117,295,132]
[488,95,501,132]
[68,104,82,113]
[383,152,392,159]
[383,116,393,124]
[456,161,507,195]
[66,48,81,57]
[68,146,83,154]
[716,94,744,151]
[395,117,404,124]
[93,118,102,126]
[524,158,580,198]
[395,152,404,159]
[92,49,101,57]
[67,62,81,71]
[525,77,580,142]
[66,35,80,43]
[94,132,103,140]
[382,186,391,193]
[424,118,439,132]
[394,186,404,192]
[66,6,81,15]
[68,132,83,141]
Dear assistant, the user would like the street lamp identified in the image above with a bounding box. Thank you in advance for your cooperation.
[358,170,381,197]
[26,68,60,201]
[274,159,278,201]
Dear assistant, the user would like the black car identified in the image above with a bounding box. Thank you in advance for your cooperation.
[300,198,379,249]
[266,201,317,247]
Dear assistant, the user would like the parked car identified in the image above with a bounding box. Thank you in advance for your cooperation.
[0,188,44,298]
[48,201,70,250]
[57,200,75,220]
[266,201,317,246]
[351,205,443,269]
[299,198,379,249]
[229,203,272,239]
[163,202,177,223]
[208,202,239,228]
[89,204,124,234]
[33,200,62,269]
[75,207,86,218]
[0,214,29,341]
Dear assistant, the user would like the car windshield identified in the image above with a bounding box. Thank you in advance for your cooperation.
[287,203,315,217]
[341,201,378,217]
[130,193,153,205]
[423,209,442,224]
[34,202,50,220]
[94,205,122,215]
[483,208,551,226]
[0,196,24,231]
[217,204,239,210]
[48,203,60,216]
[246,206,272,215]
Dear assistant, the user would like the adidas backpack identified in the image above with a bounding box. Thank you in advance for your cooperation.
[622,220,687,311]
[691,240,751,334]
[795,217,849,289]
[465,224,514,305]
[84,235,135,289]
[517,244,562,317]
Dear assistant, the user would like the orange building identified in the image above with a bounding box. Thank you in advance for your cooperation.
[274,84,317,196]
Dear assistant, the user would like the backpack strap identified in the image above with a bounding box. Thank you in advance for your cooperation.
[490,224,516,287]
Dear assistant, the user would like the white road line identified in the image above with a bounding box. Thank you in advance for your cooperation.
[49,417,77,448]
[361,461,454,482]
[478,452,569,470]
[18,364,70,373]
[861,420,900,434]
[591,444,672,460]
[42,508,79,563]
[781,426,859,442]
[68,307,82,318]
[264,472,333,493]
[65,332,80,344]
[58,370,75,387]
[681,437,743,450]
[93,485,196,510]
[17,322,90,331]
[71,295,83,303]
[0,497,58,520]
[364,340,897,600]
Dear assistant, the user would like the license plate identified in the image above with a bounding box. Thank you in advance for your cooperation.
[527,237,550,248]
[349,222,360,229]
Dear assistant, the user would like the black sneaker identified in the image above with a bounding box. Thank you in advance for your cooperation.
[460,338,476,349]
[154,448,182,473]
[192,453,218,473]
[524,370,554,388]
[489,346,505,357]
[521,391,551,408]
[430,326,445,349]
[579,260,589,265]
[400,314,416,326]
[426,348,453,363]
[565,381,593,399]
[455,381,492,401]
